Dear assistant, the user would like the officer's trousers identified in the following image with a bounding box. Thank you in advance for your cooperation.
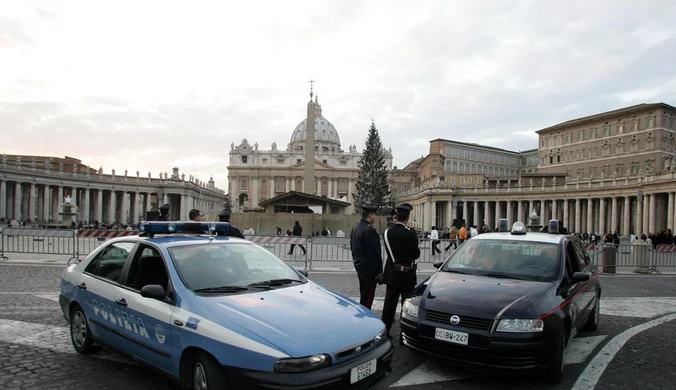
[381,284,414,335]
[358,275,378,309]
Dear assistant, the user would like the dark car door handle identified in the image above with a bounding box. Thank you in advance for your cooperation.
[77,282,87,290]
[115,298,128,307]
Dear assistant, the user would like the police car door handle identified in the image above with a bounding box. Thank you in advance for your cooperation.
[115,298,128,307]
[77,282,87,290]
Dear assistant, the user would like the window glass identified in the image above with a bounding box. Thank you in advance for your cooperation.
[572,240,589,270]
[441,240,560,282]
[125,245,169,291]
[88,242,136,283]
[168,243,303,292]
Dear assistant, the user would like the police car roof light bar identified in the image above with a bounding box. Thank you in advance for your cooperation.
[498,218,509,232]
[511,221,527,235]
[548,219,559,234]
[137,221,231,237]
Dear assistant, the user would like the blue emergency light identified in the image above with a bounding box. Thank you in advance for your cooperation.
[498,218,509,232]
[137,221,231,236]
[548,219,559,234]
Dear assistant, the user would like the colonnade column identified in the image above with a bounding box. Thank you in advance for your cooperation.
[586,199,593,235]
[110,191,117,223]
[0,180,6,219]
[563,200,569,230]
[495,201,500,222]
[473,201,479,227]
[642,194,650,235]
[462,201,468,225]
[611,197,618,233]
[636,194,644,236]
[484,201,490,228]
[96,190,103,222]
[599,198,606,235]
[28,184,36,222]
[130,192,138,223]
[83,189,90,222]
[42,186,50,222]
[506,201,513,224]
[623,196,631,237]
[649,193,656,234]
[517,200,523,224]
[14,183,21,220]
[575,199,581,233]
[552,199,558,222]
[668,192,675,233]
[54,187,63,221]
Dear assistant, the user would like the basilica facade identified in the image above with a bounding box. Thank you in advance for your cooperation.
[227,96,394,214]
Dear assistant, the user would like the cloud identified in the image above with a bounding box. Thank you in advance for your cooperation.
[1,0,675,192]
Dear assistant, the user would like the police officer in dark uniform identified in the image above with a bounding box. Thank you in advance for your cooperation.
[350,204,382,309]
[381,203,420,338]
[217,209,245,239]
[155,204,170,221]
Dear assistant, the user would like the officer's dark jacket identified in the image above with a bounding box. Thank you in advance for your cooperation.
[222,227,245,239]
[350,219,382,279]
[382,222,420,287]
[292,224,303,237]
[154,214,169,221]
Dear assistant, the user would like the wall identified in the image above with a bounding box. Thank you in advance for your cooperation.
[227,212,390,236]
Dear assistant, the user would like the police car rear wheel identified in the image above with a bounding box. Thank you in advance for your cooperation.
[192,352,226,390]
[70,305,100,354]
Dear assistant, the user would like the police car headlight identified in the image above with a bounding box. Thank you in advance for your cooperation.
[375,328,387,344]
[496,319,544,333]
[274,354,331,373]
[402,300,419,320]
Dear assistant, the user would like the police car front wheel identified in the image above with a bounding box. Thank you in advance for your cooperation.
[70,304,100,355]
[192,352,227,390]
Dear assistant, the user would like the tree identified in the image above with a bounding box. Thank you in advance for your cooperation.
[354,120,392,215]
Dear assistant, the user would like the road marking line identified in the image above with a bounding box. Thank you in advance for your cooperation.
[0,318,138,365]
[34,294,60,302]
[563,335,607,365]
[572,313,676,390]
[0,291,60,295]
[600,297,676,318]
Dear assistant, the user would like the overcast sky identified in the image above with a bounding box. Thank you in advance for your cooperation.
[2,0,675,191]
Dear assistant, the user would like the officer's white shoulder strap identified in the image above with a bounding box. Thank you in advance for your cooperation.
[384,227,396,263]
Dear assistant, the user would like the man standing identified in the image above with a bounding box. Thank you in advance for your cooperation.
[155,204,170,221]
[381,203,420,338]
[430,226,441,255]
[188,209,202,221]
[287,221,307,255]
[217,209,244,239]
[350,205,382,309]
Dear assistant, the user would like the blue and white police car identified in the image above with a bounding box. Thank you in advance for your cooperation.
[59,222,393,389]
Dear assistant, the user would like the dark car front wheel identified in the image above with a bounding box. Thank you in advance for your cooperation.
[192,352,227,390]
[70,304,100,355]
[544,330,566,383]
[584,295,600,331]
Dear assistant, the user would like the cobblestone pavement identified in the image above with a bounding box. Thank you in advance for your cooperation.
[0,263,675,389]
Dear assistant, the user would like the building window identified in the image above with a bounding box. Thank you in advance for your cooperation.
[240,178,248,190]
[566,133,572,143]
[589,167,596,178]
[241,155,248,164]
[632,119,639,131]
[541,139,545,147]
[297,159,301,164]
[602,166,609,177]
[630,163,639,175]
[275,178,285,192]
[616,145,624,154]
[617,122,624,134]
[604,123,610,136]
[261,180,268,195]
[647,116,655,129]
[277,158,285,164]
[615,166,623,175]
[590,128,596,139]
[322,160,327,164]
[577,150,583,159]
[578,131,584,141]
[338,179,348,193]
[262,158,267,164]
[339,160,347,166]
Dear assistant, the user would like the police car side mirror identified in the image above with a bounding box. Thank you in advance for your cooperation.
[570,272,590,283]
[297,269,309,278]
[433,260,444,269]
[141,284,166,300]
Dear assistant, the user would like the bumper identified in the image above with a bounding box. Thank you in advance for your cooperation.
[224,340,394,390]
[59,294,71,323]
[401,318,550,371]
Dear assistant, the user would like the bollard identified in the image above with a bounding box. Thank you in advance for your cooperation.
[631,239,650,274]
[601,244,617,274]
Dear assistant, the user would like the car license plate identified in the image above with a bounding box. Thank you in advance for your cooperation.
[435,327,469,345]
[350,358,377,384]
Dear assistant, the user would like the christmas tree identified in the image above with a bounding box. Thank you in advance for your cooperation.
[354,120,392,215]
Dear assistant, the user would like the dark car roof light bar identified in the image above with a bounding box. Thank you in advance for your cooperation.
[137,221,232,238]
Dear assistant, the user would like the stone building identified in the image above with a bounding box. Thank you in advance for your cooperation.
[227,94,393,214]
[393,102,676,237]
[0,154,227,224]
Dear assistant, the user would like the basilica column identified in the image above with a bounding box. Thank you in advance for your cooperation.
[668,192,674,232]
[642,194,650,235]
[649,193,656,234]
[636,194,644,236]
[0,180,6,220]
[14,183,21,220]
[623,196,631,236]
[517,200,523,224]
[506,201,513,224]
[586,199,594,234]
[473,201,479,227]
[575,199,581,233]
[96,189,103,222]
[541,200,548,222]
[462,201,468,225]
[552,199,558,222]
[563,199,569,230]
[611,197,618,233]
[42,186,50,223]
[494,201,500,223]
[599,198,606,235]
[484,201,490,228]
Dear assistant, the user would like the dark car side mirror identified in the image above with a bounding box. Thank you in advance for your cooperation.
[297,269,309,278]
[141,285,167,300]
[433,260,444,269]
[570,272,590,283]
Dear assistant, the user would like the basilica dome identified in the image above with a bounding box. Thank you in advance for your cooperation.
[289,115,341,147]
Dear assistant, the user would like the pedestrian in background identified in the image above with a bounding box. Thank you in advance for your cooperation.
[350,205,382,309]
[430,226,441,255]
[382,203,420,338]
[217,209,245,238]
[155,204,170,221]
[287,221,306,255]
[445,226,458,251]
[188,209,202,221]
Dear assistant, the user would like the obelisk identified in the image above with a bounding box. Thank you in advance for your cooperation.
[303,80,316,194]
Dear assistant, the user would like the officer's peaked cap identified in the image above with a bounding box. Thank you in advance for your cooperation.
[218,209,232,218]
[159,204,170,211]
[361,204,378,212]
[391,203,413,215]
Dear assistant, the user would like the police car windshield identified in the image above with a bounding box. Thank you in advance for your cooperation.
[442,240,560,282]
[168,243,304,293]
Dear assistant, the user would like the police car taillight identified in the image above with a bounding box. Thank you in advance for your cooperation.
[498,218,509,232]
[137,221,231,236]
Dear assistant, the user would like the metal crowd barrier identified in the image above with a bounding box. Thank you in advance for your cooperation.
[0,228,79,263]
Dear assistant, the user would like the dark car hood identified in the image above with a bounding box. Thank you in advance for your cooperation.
[194,282,384,358]
[422,271,554,319]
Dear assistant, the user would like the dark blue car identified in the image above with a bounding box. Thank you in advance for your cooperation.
[399,221,601,383]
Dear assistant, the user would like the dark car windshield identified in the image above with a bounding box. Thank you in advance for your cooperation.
[168,243,305,292]
[442,239,560,282]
